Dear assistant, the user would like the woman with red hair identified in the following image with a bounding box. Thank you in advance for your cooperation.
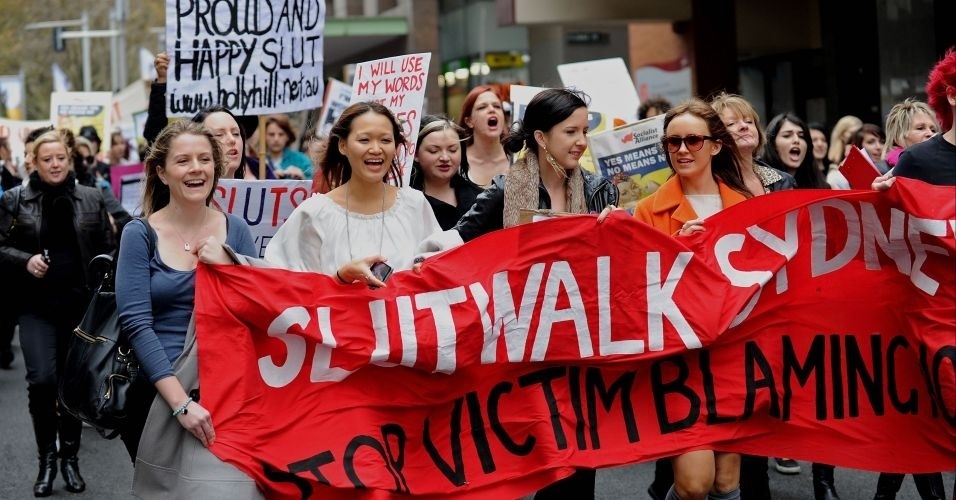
[870,47,954,500]
[891,48,956,186]
[457,85,511,187]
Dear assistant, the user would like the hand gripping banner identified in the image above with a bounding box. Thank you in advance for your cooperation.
[194,178,955,499]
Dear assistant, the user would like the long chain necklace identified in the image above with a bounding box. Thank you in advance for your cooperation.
[344,182,386,260]
[170,207,208,252]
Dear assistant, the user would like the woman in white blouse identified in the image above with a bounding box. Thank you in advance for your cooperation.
[264,101,446,283]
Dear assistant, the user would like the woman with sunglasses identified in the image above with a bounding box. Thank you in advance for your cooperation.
[635,98,750,500]
[635,98,751,237]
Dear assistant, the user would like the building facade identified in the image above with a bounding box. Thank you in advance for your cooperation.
[322,0,956,128]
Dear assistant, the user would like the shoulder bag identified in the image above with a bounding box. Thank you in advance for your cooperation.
[58,218,153,438]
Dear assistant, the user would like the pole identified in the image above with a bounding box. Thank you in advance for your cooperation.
[258,116,267,179]
[116,0,128,89]
[109,8,117,91]
[81,10,91,91]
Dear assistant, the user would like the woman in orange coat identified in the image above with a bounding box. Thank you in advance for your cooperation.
[635,98,751,238]
[634,98,751,500]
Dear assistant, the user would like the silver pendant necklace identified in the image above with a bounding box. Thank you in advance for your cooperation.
[171,207,208,252]
[345,182,387,260]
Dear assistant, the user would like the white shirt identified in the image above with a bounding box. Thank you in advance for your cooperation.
[685,194,723,219]
[265,187,444,274]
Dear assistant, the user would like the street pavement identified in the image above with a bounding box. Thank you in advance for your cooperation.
[0,331,950,499]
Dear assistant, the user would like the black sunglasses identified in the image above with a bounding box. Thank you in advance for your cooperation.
[661,134,716,153]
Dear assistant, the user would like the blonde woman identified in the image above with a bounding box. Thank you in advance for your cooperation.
[882,98,938,168]
[0,130,114,496]
[826,115,862,173]
[711,92,796,196]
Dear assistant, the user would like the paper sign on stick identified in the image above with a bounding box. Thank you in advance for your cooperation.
[587,115,668,208]
[558,58,639,124]
[316,78,352,138]
[349,53,431,184]
[50,91,113,153]
[211,179,312,258]
[508,85,548,126]
[165,0,326,116]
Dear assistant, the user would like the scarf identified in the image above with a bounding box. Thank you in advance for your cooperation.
[502,151,586,228]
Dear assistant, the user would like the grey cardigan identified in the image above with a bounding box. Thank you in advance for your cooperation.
[132,315,263,499]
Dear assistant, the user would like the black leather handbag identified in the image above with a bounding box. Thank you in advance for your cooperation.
[58,253,139,438]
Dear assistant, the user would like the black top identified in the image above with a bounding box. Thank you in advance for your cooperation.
[418,175,484,231]
[894,134,956,186]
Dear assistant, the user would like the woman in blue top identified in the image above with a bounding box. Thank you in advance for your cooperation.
[116,120,255,461]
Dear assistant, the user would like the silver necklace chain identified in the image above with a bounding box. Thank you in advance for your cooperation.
[171,207,208,252]
[345,182,386,260]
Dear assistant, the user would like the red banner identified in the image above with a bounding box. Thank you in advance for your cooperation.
[194,178,956,499]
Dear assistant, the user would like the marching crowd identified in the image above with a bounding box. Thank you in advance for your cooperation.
[0,43,953,499]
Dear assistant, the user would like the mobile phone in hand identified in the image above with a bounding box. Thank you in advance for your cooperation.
[368,262,393,288]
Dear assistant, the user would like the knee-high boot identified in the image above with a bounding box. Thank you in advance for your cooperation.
[57,412,85,493]
[649,458,675,500]
[874,473,905,500]
[28,384,58,497]
[812,463,840,500]
[912,473,946,500]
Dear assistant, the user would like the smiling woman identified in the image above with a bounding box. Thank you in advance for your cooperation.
[261,101,448,287]
[449,89,619,500]
[115,120,256,465]
[454,88,619,244]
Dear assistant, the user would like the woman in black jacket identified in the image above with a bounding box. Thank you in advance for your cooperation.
[452,88,617,500]
[409,115,484,230]
[0,130,114,497]
[455,88,618,244]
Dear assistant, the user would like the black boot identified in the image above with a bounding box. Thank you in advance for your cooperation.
[28,384,58,497]
[874,473,904,500]
[0,347,13,369]
[812,463,840,500]
[912,473,946,500]
[58,414,86,493]
[649,458,674,500]
[34,449,57,497]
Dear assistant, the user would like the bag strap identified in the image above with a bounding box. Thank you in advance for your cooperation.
[89,216,156,292]
[4,185,21,236]
[140,216,156,257]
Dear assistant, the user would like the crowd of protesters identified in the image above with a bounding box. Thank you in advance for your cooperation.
[0,45,953,499]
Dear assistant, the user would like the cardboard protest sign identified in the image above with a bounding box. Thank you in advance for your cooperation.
[50,92,113,153]
[634,57,693,106]
[211,179,312,257]
[558,58,639,124]
[195,178,955,498]
[508,84,548,126]
[109,163,145,215]
[317,78,351,138]
[349,53,431,183]
[587,115,669,208]
[0,74,25,120]
[0,119,54,167]
[165,0,325,116]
